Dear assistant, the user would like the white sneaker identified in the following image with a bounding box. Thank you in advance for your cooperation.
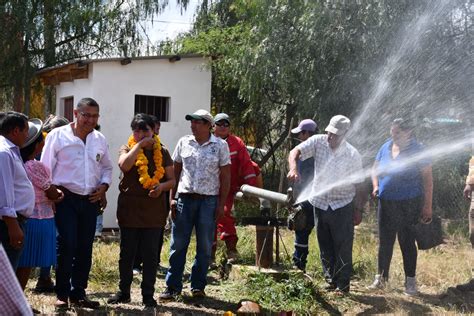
[367,274,386,290]
[405,276,418,296]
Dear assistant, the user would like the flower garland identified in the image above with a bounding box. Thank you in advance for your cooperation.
[127,134,165,189]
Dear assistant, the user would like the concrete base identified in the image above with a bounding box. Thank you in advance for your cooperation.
[228,264,304,282]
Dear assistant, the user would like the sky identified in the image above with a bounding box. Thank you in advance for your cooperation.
[145,0,201,44]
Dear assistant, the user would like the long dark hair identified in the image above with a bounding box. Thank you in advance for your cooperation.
[20,132,44,162]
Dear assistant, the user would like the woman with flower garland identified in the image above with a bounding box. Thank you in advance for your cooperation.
[108,113,175,308]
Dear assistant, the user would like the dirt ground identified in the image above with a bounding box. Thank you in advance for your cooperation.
[27,263,473,315]
[25,224,473,315]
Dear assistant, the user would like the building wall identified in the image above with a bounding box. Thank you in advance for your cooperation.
[54,69,94,119]
[54,57,211,228]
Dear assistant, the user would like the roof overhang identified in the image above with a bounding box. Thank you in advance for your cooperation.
[37,54,207,86]
[38,61,89,86]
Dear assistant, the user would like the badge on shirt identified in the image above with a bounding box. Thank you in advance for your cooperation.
[96,153,101,162]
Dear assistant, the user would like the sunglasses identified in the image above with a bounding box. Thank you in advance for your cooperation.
[215,121,230,127]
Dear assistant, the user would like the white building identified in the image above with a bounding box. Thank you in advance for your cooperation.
[38,55,211,228]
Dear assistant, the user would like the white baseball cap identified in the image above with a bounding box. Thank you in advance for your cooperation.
[325,115,350,136]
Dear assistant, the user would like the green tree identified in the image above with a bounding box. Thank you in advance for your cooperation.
[171,0,413,162]
[170,0,471,192]
[0,0,190,114]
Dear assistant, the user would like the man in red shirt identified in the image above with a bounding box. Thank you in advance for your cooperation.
[214,113,257,261]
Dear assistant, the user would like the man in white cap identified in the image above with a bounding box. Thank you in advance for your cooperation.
[161,109,230,301]
[288,115,366,294]
[289,118,318,271]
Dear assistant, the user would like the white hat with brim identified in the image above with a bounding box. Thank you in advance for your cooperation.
[185,109,214,125]
[22,118,43,148]
[325,115,350,136]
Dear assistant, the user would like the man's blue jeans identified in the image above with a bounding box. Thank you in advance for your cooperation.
[165,195,217,292]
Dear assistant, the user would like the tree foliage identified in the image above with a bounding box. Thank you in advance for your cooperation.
[167,0,472,192]
[0,0,190,113]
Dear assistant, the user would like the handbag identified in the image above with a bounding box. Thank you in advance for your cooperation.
[413,216,443,250]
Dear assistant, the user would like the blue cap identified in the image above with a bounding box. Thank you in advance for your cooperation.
[291,119,317,134]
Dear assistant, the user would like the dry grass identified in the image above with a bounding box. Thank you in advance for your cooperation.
[25,222,473,315]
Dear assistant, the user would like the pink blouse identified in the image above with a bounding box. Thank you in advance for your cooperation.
[24,160,54,219]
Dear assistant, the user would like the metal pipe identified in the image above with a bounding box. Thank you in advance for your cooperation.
[234,191,244,200]
[240,185,291,205]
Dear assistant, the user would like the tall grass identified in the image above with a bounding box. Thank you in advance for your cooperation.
[26,218,472,314]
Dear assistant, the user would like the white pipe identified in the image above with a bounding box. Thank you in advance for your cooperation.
[240,185,291,205]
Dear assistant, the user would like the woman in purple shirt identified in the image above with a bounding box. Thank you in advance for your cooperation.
[369,118,433,295]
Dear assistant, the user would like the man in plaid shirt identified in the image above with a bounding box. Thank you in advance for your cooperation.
[288,115,366,294]
[0,244,32,315]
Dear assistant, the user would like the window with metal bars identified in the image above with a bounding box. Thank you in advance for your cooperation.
[134,94,170,121]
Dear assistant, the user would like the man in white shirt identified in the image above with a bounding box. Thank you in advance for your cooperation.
[0,112,35,270]
[288,115,366,294]
[160,109,231,301]
[41,98,113,309]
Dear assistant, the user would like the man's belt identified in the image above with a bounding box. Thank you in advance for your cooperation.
[58,186,90,200]
[179,193,215,200]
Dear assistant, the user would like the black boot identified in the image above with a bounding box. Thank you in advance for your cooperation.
[34,276,55,293]
[107,292,131,304]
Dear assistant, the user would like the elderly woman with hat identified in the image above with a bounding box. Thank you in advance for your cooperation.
[15,118,64,290]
